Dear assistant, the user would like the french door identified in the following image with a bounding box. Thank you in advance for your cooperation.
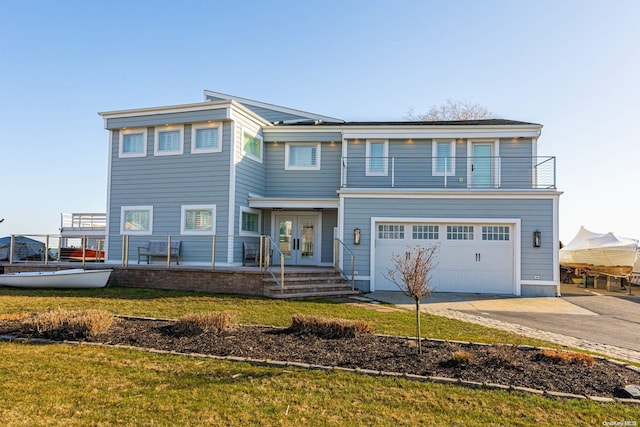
[274,214,319,265]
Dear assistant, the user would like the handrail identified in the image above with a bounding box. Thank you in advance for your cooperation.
[341,155,556,189]
[333,238,355,291]
[265,236,285,293]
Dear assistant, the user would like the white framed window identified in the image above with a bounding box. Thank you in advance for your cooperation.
[482,225,510,241]
[192,122,222,154]
[366,140,388,176]
[432,140,455,176]
[180,205,216,235]
[242,128,263,163]
[378,224,405,239]
[120,206,153,235]
[447,225,474,240]
[240,206,261,235]
[285,143,321,170]
[119,128,147,158]
[413,225,439,240]
[154,125,184,156]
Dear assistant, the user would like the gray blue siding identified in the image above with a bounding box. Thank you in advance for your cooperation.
[105,109,228,130]
[264,141,342,197]
[342,197,555,282]
[107,122,232,263]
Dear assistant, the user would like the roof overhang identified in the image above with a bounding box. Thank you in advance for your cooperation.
[98,100,272,128]
[248,197,339,209]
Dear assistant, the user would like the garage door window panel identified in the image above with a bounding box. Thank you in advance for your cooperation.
[447,225,474,240]
[378,224,404,239]
[413,225,439,240]
[482,226,510,241]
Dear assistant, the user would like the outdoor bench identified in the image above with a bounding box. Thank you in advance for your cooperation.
[137,240,181,265]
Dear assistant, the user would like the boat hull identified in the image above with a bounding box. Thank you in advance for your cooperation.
[0,269,112,288]
[560,227,639,277]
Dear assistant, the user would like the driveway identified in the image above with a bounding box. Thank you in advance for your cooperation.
[365,282,640,362]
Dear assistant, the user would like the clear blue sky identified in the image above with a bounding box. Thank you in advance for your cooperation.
[1,0,638,243]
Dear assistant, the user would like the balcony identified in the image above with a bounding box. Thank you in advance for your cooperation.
[340,156,556,190]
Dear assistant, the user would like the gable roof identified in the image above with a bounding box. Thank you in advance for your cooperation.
[203,90,344,124]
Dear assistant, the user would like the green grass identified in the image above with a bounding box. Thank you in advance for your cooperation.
[0,286,549,346]
[0,342,636,426]
[0,286,636,425]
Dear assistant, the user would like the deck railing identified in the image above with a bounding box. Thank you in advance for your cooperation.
[60,213,106,230]
[341,156,556,189]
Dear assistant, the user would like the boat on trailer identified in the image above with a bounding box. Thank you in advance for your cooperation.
[0,269,112,288]
[560,226,639,277]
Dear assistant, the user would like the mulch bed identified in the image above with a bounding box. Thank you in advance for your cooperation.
[2,316,640,399]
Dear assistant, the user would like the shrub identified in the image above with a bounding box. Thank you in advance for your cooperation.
[289,314,373,339]
[23,309,113,339]
[537,348,595,366]
[449,350,475,366]
[0,313,30,321]
[175,311,237,335]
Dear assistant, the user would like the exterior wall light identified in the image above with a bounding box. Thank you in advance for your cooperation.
[354,228,361,245]
[533,231,541,248]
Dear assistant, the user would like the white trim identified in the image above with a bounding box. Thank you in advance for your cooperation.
[118,128,147,158]
[191,122,223,154]
[343,127,541,140]
[467,139,499,188]
[239,206,262,236]
[227,123,237,263]
[203,90,344,123]
[154,125,184,156]
[241,126,263,163]
[120,206,153,236]
[431,139,455,177]
[365,139,388,176]
[285,142,321,170]
[100,101,231,119]
[369,216,521,295]
[180,204,217,235]
[248,197,339,209]
[552,194,560,296]
[338,195,345,272]
[105,131,114,261]
[338,189,562,198]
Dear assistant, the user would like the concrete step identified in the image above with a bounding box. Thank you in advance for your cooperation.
[262,275,346,285]
[266,283,353,293]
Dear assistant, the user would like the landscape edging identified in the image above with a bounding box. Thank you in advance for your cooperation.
[1,332,639,404]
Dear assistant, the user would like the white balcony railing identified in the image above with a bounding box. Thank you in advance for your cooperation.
[340,156,556,190]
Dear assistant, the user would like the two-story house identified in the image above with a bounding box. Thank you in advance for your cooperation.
[99,90,560,297]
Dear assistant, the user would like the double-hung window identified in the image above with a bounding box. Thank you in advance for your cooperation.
[155,125,184,156]
[192,122,222,154]
[121,206,153,235]
[119,128,147,158]
[366,140,388,176]
[243,128,263,163]
[240,206,261,235]
[432,140,455,176]
[285,143,321,170]
[181,205,216,235]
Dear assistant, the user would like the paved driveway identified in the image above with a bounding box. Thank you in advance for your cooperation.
[366,283,640,361]
[462,284,640,352]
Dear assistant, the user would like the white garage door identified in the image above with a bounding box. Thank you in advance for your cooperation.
[374,222,515,294]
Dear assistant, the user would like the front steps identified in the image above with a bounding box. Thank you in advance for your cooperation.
[263,267,360,299]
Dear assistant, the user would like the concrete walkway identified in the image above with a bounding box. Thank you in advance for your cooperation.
[363,285,640,364]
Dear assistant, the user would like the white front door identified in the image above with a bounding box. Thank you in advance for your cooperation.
[274,214,320,265]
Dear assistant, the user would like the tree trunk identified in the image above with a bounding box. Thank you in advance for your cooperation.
[415,299,421,355]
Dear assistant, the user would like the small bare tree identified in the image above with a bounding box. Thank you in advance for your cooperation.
[385,245,439,355]
[405,99,496,121]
